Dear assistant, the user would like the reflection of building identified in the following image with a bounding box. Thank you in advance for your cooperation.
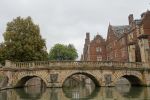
[81,10,150,62]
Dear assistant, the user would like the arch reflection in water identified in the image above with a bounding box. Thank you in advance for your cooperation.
[62,73,99,99]
[114,77,144,99]
[115,85,144,98]
[1,87,150,99]
[15,76,46,100]
[63,85,100,99]
[16,86,46,99]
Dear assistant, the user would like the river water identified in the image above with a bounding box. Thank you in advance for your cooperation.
[0,85,150,100]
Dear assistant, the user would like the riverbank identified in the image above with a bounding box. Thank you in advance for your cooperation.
[0,86,13,91]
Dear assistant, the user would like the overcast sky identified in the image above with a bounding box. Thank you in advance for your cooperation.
[0,0,150,59]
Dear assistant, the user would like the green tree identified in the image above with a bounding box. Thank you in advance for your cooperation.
[49,44,78,60]
[2,16,48,62]
[0,43,6,64]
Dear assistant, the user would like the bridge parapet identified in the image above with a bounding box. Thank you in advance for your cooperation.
[4,60,149,69]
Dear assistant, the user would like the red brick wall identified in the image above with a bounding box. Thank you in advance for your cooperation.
[106,25,128,62]
[82,11,150,62]
[82,34,106,61]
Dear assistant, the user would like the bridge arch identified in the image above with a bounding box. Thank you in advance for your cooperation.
[15,75,46,87]
[0,73,9,87]
[14,74,48,88]
[62,71,101,87]
[113,71,143,86]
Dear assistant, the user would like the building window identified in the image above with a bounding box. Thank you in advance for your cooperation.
[97,56,102,61]
[110,52,113,60]
[107,56,110,60]
[114,51,118,58]
[128,34,133,41]
[140,25,144,34]
[122,48,126,58]
[96,47,101,52]
[110,46,112,51]
[122,38,125,45]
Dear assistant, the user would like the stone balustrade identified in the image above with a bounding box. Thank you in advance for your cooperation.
[3,60,149,69]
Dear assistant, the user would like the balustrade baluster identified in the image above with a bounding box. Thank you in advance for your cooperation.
[3,60,148,70]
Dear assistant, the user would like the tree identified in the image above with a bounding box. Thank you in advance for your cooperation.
[49,44,78,60]
[2,16,48,62]
[0,43,6,64]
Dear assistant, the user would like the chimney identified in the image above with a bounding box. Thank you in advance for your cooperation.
[85,32,90,44]
[128,14,134,25]
[86,32,90,40]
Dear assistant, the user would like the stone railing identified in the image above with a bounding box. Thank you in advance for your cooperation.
[3,60,150,69]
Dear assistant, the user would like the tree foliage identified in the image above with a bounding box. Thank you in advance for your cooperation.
[1,16,48,62]
[49,44,78,60]
[0,43,6,64]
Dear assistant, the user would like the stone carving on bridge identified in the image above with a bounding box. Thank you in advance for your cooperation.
[49,74,58,83]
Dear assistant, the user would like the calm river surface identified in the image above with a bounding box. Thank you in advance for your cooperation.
[0,85,150,100]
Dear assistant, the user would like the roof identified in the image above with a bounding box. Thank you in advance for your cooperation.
[90,34,105,44]
[111,25,130,38]
[94,34,104,40]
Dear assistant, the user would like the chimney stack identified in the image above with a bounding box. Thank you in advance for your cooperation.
[85,32,90,44]
[128,14,134,25]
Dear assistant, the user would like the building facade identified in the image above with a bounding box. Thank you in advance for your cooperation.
[127,11,150,62]
[106,24,130,62]
[81,33,106,61]
[81,10,150,62]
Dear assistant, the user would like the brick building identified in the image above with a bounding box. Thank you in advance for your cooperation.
[106,24,130,62]
[128,10,150,62]
[81,32,106,61]
[81,10,150,62]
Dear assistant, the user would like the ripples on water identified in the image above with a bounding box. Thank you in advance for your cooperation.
[0,85,150,100]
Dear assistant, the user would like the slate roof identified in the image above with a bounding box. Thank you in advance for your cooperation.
[111,25,130,38]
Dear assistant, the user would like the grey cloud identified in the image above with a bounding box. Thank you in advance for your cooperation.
[0,0,149,59]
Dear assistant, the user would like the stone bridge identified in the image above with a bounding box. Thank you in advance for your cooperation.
[0,60,150,88]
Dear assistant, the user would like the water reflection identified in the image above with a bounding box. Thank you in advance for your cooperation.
[16,86,45,99]
[63,84,99,99]
[49,88,59,100]
[115,85,144,98]
[1,85,150,100]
